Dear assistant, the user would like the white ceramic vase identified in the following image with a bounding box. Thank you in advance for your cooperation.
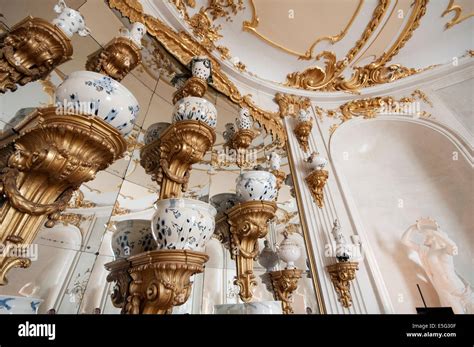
[0,295,43,314]
[236,170,277,202]
[277,234,301,269]
[305,151,328,170]
[189,56,212,83]
[55,71,139,135]
[120,22,146,48]
[172,96,217,128]
[152,198,217,252]
[52,0,90,38]
[144,122,171,145]
[111,219,157,259]
[236,107,252,130]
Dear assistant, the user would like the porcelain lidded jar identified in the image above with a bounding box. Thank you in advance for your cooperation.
[277,232,301,269]
[111,219,157,259]
[120,22,146,48]
[144,122,171,145]
[305,151,328,170]
[172,96,217,128]
[298,108,312,123]
[236,170,277,202]
[0,295,43,314]
[55,71,139,135]
[236,107,252,130]
[52,0,90,38]
[152,198,217,252]
[189,56,213,83]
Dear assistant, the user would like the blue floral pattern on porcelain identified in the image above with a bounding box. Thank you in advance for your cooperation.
[152,198,216,252]
[111,220,157,259]
[0,296,43,314]
[236,170,277,202]
[172,96,217,128]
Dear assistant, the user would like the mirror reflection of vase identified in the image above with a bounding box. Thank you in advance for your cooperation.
[111,219,157,259]
[258,240,279,271]
[0,295,43,314]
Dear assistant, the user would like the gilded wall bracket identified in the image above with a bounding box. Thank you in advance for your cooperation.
[326,262,359,308]
[0,16,73,93]
[269,268,303,314]
[125,250,208,314]
[0,107,127,285]
[86,36,142,81]
[226,200,277,302]
[305,169,329,209]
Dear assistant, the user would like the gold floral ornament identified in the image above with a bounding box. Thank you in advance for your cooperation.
[442,0,474,29]
[327,262,359,308]
[0,107,127,285]
[285,52,338,90]
[269,268,303,314]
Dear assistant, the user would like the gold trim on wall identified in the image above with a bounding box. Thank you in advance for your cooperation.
[242,0,364,60]
[108,0,286,145]
[442,0,474,29]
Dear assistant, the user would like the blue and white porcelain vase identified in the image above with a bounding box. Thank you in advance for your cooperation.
[172,96,217,128]
[52,0,90,38]
[236,170,277,202]
[152,198,217,252]
[55,71,139,135]
[144,122,171,145]
[111,219,157,259]
[0,295,43,314]
[236,107,252,130]
[189,56,213,83]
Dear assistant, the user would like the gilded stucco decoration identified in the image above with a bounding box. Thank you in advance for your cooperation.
[108,0,286,144]
[441,0,474,29]
[243,0,364,60]
[285,0,436,93]
[318,90,433,135]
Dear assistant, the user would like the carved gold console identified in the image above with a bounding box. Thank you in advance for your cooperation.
[140,120,215,199]
[86,37,141,81]
[326,262,359,308]
[124,250,208,314]
[294,120,313,153]
[0,17,73,93]
[105,258,132,314]
[0,107,126,285]
[305,169,329,208]
[269,268,303,314]
[226,200,277,302]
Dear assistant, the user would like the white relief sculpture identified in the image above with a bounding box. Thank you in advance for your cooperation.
[401,218,474,314]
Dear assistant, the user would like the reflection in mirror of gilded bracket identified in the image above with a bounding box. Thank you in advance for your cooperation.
[269,268,303,314]
[107,0,286,145]
[242,0,364,60]
[305,169,329,208]
[442,0,474,29]
[274,93,311,118]
[326,262,359,308]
